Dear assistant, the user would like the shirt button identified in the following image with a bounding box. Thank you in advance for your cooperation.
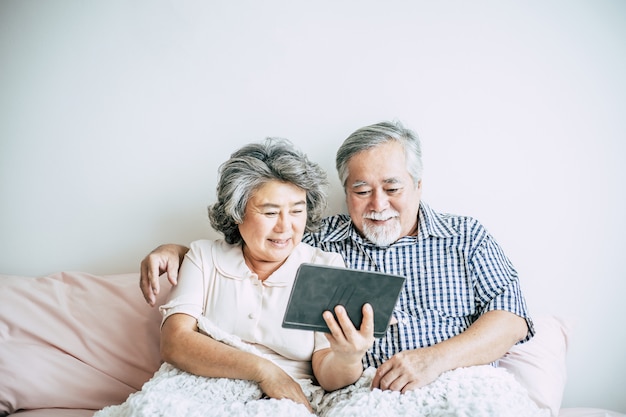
[249,312,257,319]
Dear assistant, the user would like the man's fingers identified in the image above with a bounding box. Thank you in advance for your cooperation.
[166,261,178,286]
[372,366,397,391]
[139,255,164,307]
[370,367,383,389]
[401,381,419,394]
[371,360,395,390]
[139,261,156,306]
[148,257,162,295]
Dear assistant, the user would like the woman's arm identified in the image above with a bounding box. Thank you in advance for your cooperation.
[312,304,375,391]
[161,313,312,411]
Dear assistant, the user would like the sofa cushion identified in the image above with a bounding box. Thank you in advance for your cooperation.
[0,271,169,416]
[498,314,570,417]
[12,409,96,417]
[0,271,572,416]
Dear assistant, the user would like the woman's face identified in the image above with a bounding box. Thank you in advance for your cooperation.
[239,180,308,271]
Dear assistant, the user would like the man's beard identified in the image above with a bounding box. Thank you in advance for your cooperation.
[362,210,401,246]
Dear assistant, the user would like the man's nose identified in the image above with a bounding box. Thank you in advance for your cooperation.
[369,190,389,212]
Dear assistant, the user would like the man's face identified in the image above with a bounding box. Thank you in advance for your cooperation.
[344,141,422,246]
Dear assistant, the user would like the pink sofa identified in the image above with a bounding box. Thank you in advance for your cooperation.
[0,271,623,417]
[0,272,169,417]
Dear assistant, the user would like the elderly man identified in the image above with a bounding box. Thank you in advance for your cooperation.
[140,120,533,392]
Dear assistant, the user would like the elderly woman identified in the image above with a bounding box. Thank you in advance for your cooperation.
[155,137,374,414]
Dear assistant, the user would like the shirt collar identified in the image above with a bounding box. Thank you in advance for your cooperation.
[314,201,460,246]
[213,240,310,287]
[318,215,353,242]
[417,201,460,239]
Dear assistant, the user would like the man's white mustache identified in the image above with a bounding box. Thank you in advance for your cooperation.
[363,210,400,221]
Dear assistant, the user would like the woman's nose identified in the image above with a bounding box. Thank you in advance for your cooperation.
[274,213,290,232]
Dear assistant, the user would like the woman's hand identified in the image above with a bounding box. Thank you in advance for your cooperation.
[162,314,312,412]
[324,303,375,363]
[256,360,313,413]
[312,303,375,391]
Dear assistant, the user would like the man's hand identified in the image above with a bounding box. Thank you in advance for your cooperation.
[371,311,528,392]
[139,244,188,306]
[370,346,443,393]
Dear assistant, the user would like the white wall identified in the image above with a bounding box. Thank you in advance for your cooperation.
[1,0,624,412]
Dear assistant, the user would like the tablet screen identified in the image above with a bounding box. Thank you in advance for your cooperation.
[282,263,405,337]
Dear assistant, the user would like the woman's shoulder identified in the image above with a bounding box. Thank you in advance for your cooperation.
[188,238,235,250]
[188,239,216,255]
[295,242,345,267]
[187,239,241,261]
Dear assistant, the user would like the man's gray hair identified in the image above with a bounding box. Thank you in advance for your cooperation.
[335,120,423,188]
[209,137,329,244]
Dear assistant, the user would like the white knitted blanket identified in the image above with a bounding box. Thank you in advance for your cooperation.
[95,318,549,417]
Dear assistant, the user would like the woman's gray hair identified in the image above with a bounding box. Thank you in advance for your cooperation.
[209,137,329,244]
[335,120,423,188]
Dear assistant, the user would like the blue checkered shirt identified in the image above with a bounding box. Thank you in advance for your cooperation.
[302,201,534,369]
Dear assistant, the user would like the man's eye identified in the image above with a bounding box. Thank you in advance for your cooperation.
[354,190,371,196]
[264,212,279,217]
[386,188,400,194]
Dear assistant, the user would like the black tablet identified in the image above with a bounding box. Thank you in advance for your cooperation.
[282,263,406,337]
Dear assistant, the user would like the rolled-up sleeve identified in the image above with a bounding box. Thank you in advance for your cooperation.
[472,234,535,341]
[159,251,205,328]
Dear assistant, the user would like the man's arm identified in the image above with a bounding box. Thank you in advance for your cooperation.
[370,310,528,392]
[139,243,189,306]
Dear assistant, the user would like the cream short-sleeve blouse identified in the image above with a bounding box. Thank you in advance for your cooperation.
[160,239,345,380]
